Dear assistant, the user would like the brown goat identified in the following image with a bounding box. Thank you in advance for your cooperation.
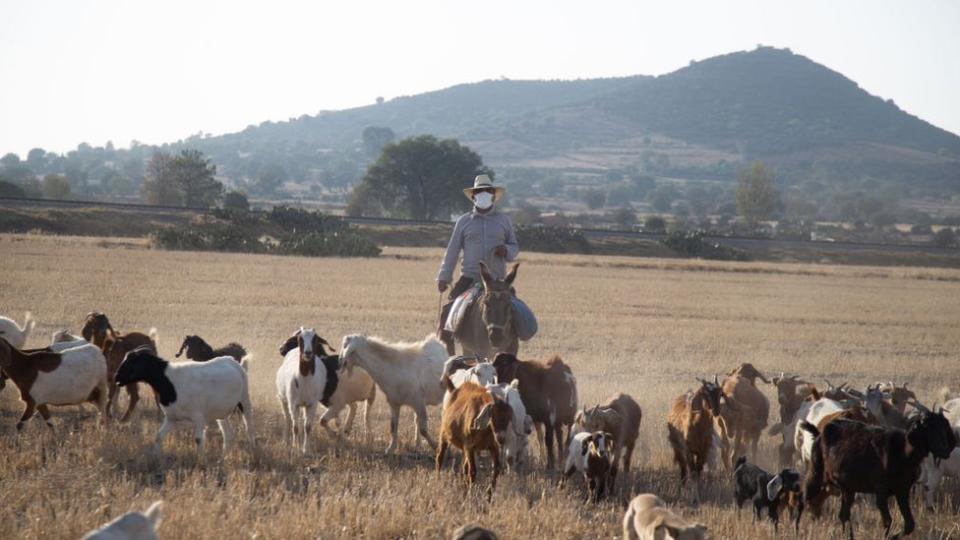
[492,353,577,470]
[803,403,957,538]
[81,312,158,422]
[436,380,512,499]
[576,392,642,482]
[721,363,769,459]
[667,377,725,492]
[770,373,812,427]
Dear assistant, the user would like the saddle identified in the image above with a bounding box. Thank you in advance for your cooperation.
[444,284,538,341]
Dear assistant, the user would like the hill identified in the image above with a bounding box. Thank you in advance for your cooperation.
[179,46,959,193]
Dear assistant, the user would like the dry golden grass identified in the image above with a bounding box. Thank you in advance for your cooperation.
[1,233,960,539]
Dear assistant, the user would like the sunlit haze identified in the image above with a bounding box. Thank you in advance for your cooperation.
[1,0,958,156]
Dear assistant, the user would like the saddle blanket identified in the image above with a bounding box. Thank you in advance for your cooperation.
[444,285,538,341]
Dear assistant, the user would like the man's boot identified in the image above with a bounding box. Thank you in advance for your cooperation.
[439,330,456,356]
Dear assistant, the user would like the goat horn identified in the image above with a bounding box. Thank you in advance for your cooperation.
[824,378,835,390]
[909,399,931,414]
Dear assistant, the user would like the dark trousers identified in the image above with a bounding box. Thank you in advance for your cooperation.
[438,276,476,354]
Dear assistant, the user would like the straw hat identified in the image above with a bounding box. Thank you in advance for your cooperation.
[462,174,505,202]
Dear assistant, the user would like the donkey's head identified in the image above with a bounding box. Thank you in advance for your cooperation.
[478,262,518,349]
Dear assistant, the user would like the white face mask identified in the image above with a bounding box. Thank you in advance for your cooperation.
[473,191,494,210]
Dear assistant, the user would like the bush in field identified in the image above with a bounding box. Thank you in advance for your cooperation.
[152,222,264,253]
[153,206,381,257]
[662,229,748,261]
[516,225,590,254]
[278,231,381,257]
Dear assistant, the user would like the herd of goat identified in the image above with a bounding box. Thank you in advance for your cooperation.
[1,311,958,540]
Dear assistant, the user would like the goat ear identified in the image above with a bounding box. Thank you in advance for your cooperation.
[472,403,494,431]
[767,475,784,501]
[581,438,589,456]
[313,335,335,355]
[279,334,300,356]
[144,500,163,528]
[505,263,519,286]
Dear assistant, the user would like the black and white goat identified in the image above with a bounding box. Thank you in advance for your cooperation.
[115,347,255,457]
[276,328,337,453]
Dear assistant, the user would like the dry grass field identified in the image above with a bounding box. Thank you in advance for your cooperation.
[1,233,960,539]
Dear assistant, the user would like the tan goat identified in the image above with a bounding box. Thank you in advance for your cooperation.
[720,363,769,459]
[576,392,642,482]
[667,377,725,499]
[622,493,708,540]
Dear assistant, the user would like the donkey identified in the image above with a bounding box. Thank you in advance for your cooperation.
[455,262,519,359]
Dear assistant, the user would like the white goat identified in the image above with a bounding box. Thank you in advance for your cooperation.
[0,312,35,349]
[920,447,960,510]
[442,356,498,410]
[115,348,254,456]
[0,338,108,430]
[276,327,329,453]
[340,334,447,454]
[794,397,845,467]
[486,380,531,469]
[81,500,163,540]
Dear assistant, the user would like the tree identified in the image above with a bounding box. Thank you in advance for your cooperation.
[41,174,71,199]
[222,190,250,211]
[352,135,488,220]
[141,152,179,205]
[643,215,667,233]
[172,149,221,207]
[934,228,957,247]
[255,163,288,194]
[0,180,26,198]
[736,161,777,228]
[611,207,637,228]
[583,188,605,210]
[1,153,21,167]
[141,150,222,207]
[362,126,396,158]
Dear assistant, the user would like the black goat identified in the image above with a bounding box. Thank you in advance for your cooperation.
[765,468,804,533]
[176,335,246,363]
[733,456,772,522]
[802,402,956,539]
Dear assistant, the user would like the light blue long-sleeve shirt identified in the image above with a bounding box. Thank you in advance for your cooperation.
[437,209,519,282]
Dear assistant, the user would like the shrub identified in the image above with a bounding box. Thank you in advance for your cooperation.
[661,229,748,261]
[152,222,264,253]
[223,190,250,212]
[152,207,381,258]
[516,225,590,254]
[278,230,381,257]
[643,215,667,233]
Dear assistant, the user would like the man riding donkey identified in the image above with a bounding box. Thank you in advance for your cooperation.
[437,174,536,357]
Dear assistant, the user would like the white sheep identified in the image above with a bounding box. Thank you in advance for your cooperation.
[81,500,163,540]
[276,327,330,453]
[0,337,108,430]
[115,348,254,457]
[0,311,35,349]
[340,334,447,454]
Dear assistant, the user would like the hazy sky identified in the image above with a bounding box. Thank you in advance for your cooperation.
[1,0,958,157]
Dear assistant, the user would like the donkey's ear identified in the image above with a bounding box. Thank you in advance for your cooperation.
[505,263,519,285]
[479,262,493,285]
